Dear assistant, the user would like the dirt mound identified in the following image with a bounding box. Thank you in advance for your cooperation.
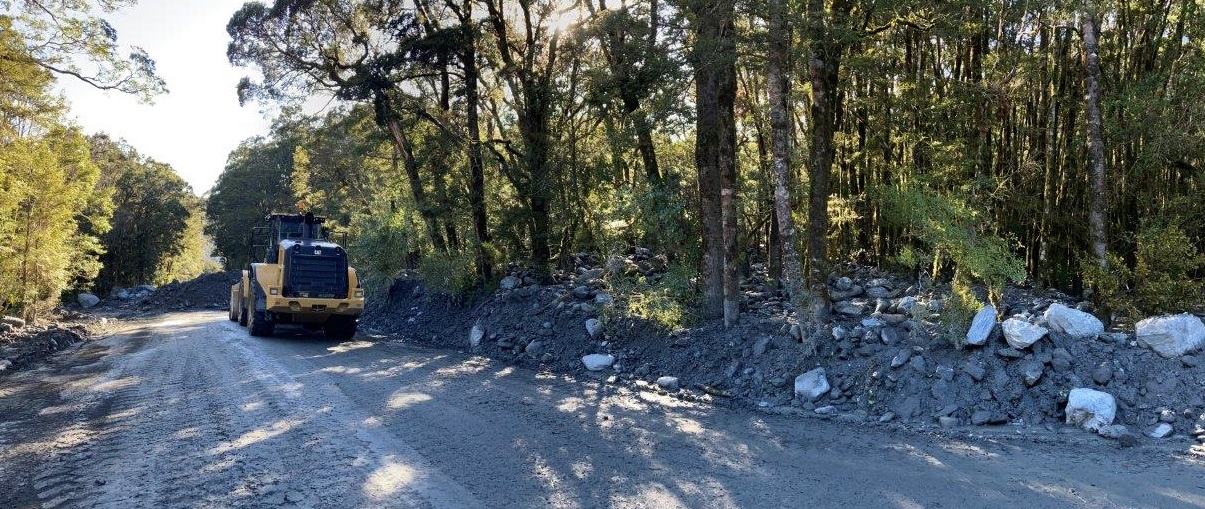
[0,316,100,376]
[141,272,240,310]
[363,254,1205,444]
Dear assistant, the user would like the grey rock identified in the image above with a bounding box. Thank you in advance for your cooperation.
[1,316,25,328]
[524,340,545,356]
[794,367,830,401]
[285,491,305,503]
[594,292,614,305]
[963,362,986,382]
[935,365,955,382]
[656,376,680,391]
[971,410,994,425]
[834,301,867,316]
[890,348,912,368]
[909,355,927,372]
[1097,424,1137,445]
[499,275,521,290]
[833,276,854,292]
[1135,314,1205,358]
[582,354,615,371]
[1148,423,1173,439]
[1182,355,1199,368]
[1021,361,1044,387]
[938,416,959,427]
[965,306,997,346]
[1066,388,1117,432]
[1002,318,1048,349]
[880,327,905,345]
[865,286,891,299]
[897,296,918,314]
[77,293,100,308]
[1092,362,1113,385]
[832,326,849,341]
[1043,303,1104,340]
[572,286,594,300]
[753,336,771,357]
[814,405,838,415]
[996,347,1025,359]
[879,412,896,423]
[861,317,886,329]
[575,268,604,285]
[585,318,603,339]
[541,353,556,363]
[469,323,485,348]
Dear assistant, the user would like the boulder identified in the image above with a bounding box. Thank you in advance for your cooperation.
[834,301,866,316]
[965,306,997,346]
[77,293,100,309]
[1065,388,1116,432]
[0,316,24,329]
[794,367,830,401]
[1043,303,1103,340]
[833,277,854,292]
[499,276,521,290]
[585,318,603,339]
[829,285,864,301]
[896,296,918,314]
[1001,318,1048,349]
[1148,423,1173,439]
[655,376,680,391]
[582,354,615,371]
[1135,314,1205,358]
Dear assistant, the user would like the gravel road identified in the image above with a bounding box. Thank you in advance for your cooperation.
[1,311,1202,508]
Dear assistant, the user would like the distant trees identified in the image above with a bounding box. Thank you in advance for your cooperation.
[216,0,1205,322]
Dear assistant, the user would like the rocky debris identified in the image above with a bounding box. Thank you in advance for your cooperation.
[585,318,603,339]
[2,316,25,329]
[77,293,100,308]
[1097,424,1138,446]
[656,376,680,391]
[1043,303,1104,340]
[140,272,240,310]
[794,368,830,401]
[499,276,521,290]
[582,354,615,371]
[1135,314,1205,358]
[1002,318,1047,349]
[1066,388,1117,432]
[110,285,156,301]
[965,306,996,346]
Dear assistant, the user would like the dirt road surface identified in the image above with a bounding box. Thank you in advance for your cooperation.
[1,311,1202,508]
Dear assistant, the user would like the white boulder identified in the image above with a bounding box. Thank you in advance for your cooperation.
[1065,388,1116,432]
[1002,318,1048,349]
[794,367,830,401]
[1135,314,1205,358]
[1043,303,1104,340]
[582,354,615,371]
[655,376,680,391]
[77,293,100,308]
[965,305,996,346]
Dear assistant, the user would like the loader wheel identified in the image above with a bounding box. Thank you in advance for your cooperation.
[228,295,239,322]
[248,282,275,337]
[237,289,248,326]
[323,315,357,340]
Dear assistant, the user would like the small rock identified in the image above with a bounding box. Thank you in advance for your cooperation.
[865,286,891,299]
[524,341,545,356]
[861,317,886,329]
[890,348,911,368]
[752,336,771,357]
[971,410,993,425]
[1092,362,1113,386]
[938,416,959,427]
[909,355,927,372]
[0,359,12,371]
[833,277,853,292]
[469,323,485,348]
[814,405,838,415]
[285,491,305,503]
[1135,314,1205,358]
[1021,361,1044,387]
[1066,388,1117,432]
[656,376,680,391]
[1043,303,1104,340]
[935,365,955,382]
[996,347,1025,359]
[575,268,604,285]
[880,327,905,344]
[572,286,594,300]
[879,412,896,423]
[594,292,614,305]
[897,296,918,314]
[582,354,615,371]
[1001,318,1048,349]
[963,362,986,381]
[1148,423,1173,439]
[794,368,830,401]
[541,353,556,363]
[1097,423,1136,445]
[965,305,997,346]
[585,318,603,339]
[1182,355,1200,368]
[834,301,866,316]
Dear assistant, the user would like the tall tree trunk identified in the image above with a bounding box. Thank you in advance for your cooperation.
[804,0,844,321]
[768,0,806,311]
[1082,15,1108,268]
[462,3,493,280]
[388,119,447,254]
[692,0,737,322]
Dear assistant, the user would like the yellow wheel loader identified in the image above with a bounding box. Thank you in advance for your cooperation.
[230,213,364,339]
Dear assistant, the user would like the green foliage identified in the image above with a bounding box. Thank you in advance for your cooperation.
[417,250,477,298]
[606,262,699,330]
[205,135,299,270]
[350,204,423,285]
[1084,223,1205,318]
[938,277,981,350]
[880,183,1025,304]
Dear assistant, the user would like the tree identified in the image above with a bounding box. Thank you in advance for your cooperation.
[766,0,805,310]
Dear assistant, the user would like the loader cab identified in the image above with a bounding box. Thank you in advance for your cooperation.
[261,213,328,263]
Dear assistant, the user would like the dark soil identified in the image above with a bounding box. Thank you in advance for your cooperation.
[0,313,108,377]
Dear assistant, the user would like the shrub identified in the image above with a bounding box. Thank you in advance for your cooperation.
[1084,223,1204,318]
[606,262,698,330]
[417,250,478,298]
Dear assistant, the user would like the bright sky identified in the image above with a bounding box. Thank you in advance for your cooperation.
[58,0,271,196]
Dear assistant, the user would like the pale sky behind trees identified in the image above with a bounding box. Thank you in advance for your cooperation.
[58,0,274,195]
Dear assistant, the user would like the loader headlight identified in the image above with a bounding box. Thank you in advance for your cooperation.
[270,287,279,295]
[354,290,364,299]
